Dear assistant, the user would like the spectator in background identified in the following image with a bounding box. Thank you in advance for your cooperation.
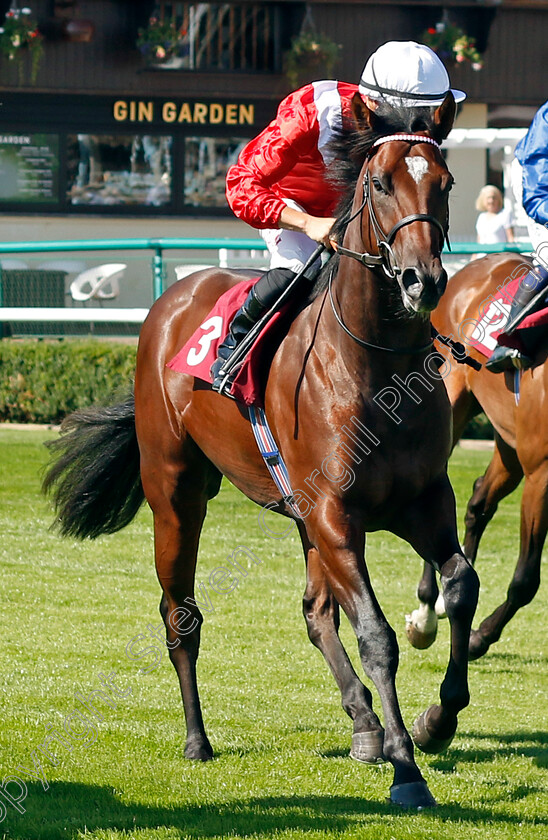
[475,185,514,246]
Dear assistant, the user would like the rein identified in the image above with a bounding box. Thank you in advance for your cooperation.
[328,267,483,364]
[327,267,434,354]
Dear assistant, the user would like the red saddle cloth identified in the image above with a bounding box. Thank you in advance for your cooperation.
[467,274,548,359]
[167,278,290,407]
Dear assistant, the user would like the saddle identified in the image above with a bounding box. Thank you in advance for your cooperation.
[468,274,548,367]
[167,278,301,406]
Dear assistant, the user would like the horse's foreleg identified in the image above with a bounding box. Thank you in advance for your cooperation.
[142,446,217,762]
[394,475,479,756]
[310,504,435,808]
[299,524,384,764]
[469,467,545,660]
[463,434,522,564]
[444,366,481,451]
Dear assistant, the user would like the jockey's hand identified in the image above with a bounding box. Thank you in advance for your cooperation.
[278,206,336,248]
[303,216,337,248]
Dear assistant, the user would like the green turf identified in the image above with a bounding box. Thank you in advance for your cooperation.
[0,429,546,840]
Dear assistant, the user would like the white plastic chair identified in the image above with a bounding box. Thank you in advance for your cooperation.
[38,260,87,274]
[0,259,29,269]
[218,247,268,270]
[174,264,214,280]
[69,263,126,304]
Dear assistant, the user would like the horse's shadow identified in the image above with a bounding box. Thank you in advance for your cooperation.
[473,651,548,670]
[429,729,548,771]
[4,778,546,838]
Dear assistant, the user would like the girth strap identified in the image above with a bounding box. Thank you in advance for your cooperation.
[248,406,302,518]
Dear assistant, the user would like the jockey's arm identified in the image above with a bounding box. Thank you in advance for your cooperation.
[278,205,336,247]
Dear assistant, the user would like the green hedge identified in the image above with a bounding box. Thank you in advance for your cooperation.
[0,339,496,438]
[463,413,494,440]
[0,340,136,424]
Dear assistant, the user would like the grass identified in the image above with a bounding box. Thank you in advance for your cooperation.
[0,428,546,840]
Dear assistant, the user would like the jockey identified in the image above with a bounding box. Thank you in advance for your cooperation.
[211,40,466,394]
[486,99,548,372]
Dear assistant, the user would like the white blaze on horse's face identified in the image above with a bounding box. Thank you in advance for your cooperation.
[405,156,429,184]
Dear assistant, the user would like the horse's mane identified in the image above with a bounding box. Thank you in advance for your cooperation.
[310,102,440,300]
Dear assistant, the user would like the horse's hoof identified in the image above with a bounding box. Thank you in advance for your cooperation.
[389,781,437,809]
[468,629,490,661]
[184,738,214,761]
[350,730,385,764]
[405,618,437,650]
[412,708,455,755]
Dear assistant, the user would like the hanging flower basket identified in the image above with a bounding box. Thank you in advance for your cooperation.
[284,30,341,88]
[136,15,188,68]
[62,18,95,43]
[422,22,483,71]
[0,6,43,83]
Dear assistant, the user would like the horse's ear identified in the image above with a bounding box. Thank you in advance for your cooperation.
[351,92,379,132]
[432,92,456,141]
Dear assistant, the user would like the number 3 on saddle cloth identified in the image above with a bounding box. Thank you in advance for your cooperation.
[167,278,292,407]
[468,273,548,363]
[167,278,306,514]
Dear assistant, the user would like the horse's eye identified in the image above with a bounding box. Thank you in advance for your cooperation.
[372,177,386,194]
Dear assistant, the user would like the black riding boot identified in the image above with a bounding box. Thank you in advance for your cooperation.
[211,267,296,394]
[486,264,548,373]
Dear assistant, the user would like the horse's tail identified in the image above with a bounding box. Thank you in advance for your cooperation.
[42,392,145,540]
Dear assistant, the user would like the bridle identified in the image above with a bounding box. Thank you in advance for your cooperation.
[329,133,450,355]
[333,134,450,281]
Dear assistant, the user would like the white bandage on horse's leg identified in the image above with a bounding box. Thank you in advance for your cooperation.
[405,601,438,634]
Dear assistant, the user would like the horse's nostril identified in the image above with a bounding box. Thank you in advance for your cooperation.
[402,268,424,299]
[407,283,423,299]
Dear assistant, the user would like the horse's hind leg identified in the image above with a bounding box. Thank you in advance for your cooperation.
[299,524,384,764]
[406,434,522,651]
[469,464,546,659]
[463,433,522,564]
[141,437,222,761]
[405,564,440,650]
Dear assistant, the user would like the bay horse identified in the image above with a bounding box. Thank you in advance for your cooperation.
[43,93,479,809]
[406,252,546,660]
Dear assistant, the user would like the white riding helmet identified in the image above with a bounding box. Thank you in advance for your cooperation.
[359,41,466,108]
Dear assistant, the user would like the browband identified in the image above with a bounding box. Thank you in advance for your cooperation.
[359,79,450,102]
[372,134,441,151]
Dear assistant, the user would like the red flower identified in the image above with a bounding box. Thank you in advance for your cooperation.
[427,28,436,35]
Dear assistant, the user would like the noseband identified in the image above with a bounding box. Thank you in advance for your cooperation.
[334,134,450,280]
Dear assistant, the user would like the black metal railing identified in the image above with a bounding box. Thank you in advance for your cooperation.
[156,1,280,72]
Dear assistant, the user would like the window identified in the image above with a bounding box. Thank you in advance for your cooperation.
[0,131,257,215]
[67,134,173,207]
[154,2,282,71]
[184,136,247,208]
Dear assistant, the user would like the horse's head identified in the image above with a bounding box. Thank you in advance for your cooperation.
[344,93,455,315]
